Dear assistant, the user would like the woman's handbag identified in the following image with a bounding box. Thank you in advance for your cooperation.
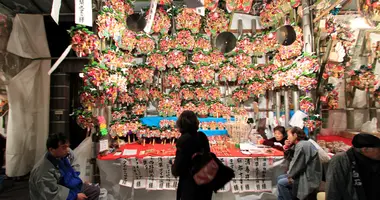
[191,151,235,192]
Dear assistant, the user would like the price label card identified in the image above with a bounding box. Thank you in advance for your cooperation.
[119,179,133,187]
[99,139,108,152]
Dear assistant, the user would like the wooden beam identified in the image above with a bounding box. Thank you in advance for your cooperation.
[313,0,348,23]
[62,0,74,13]
[30,0,45,13]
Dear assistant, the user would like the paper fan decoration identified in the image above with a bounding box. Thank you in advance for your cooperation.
[83,66,109,87]
[230,52,252,68]
[149,87,163,102]
[104,86,118,105]
[207,86,222,100]
[158,98,180,117]
[299,96,314,113]
[195,66,215,84]
[180,65,196,83]
[209,103,228,117]
[133,66,154,84]
[104,0,134,19]
[180,87,195,100]
[146,7,171,35]
[165,72,181,88]
[69,26,99,57]
[158,0,172,5]
[232,88,249,104]
[132,104,147,116]
[236,35,255,56]
[175,30,195,50]
[117,92,134,105]
[204,0,219,11]
[97,8,124,39]
[195,87,208,101]
[196,102,210,116]
[192,52,210,65]
[218,63,239,82]
[80,91,97,108]
[147,52,167,71]
[136,34,156,55]
[247,82,267,97]
[116,29,137,52]
[158,35,174,52]
[166,50,186,69]
[194,34,212,52]
[226,0,254,13]
[176,8,202,34]
[204,8,230,36]
[75,109,95,130]
[297,76,318,91]
[209,51,226,68]
[183,102,197,112]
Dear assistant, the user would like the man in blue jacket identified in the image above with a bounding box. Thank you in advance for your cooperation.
[29,133,99,200]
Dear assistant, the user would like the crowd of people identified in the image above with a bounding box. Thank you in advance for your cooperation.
[28,110,380,200]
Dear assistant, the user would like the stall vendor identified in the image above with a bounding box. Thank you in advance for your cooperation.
[29,133,100,200]
[260,126,287,151]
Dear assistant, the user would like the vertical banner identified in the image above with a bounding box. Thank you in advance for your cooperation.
[144,0,158,33]
[217,158,231,192]
[157,157,165,190]
[163,157,174,190]
[120,159,133,187]
[51,0,62,24]
[75,0,93,27]
[145,157,157,190]
[131,158,146,189]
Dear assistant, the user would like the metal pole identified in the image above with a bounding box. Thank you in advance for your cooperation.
[276,91,281,123]
[302,0,313,53]
[293,90,300,112]
[284,90,290,127]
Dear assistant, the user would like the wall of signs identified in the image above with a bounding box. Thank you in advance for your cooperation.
[119,156,282,193]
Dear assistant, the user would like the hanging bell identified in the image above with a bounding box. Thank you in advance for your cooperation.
[215,32,237,53]
[127,13,147,32]
[276,25,296,46]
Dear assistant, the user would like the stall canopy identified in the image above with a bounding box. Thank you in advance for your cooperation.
[5,14,50,177]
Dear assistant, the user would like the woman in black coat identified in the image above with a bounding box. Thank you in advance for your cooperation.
[171,110,213,200]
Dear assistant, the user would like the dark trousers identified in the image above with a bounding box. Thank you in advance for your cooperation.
[81,183,100,200]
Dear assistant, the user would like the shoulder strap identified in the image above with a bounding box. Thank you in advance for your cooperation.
[346,149,367,200]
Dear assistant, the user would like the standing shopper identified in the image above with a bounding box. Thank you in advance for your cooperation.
[326,133,380,200]
[171,110,213,200]
[277,127,321,200]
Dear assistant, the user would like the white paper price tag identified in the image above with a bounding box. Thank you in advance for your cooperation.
[99,139,108,152]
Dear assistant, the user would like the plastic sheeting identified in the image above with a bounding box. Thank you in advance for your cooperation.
[5,14,50,177]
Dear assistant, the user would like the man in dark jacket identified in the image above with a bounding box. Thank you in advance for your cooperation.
[326,133,380,200]
[29,133,99,200]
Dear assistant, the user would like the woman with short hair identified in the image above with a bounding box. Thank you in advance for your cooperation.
[171,110,213,200]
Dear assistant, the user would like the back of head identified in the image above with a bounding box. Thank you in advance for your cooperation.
[352,133,380,160]
[289,127,308,141]
[46,132,68,150]
[176,110,199,134]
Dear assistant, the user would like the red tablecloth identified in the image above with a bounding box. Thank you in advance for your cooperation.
[98,143,284,160]
[316,135,352,146]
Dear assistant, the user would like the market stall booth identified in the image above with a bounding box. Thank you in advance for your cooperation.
[0,0,380,199]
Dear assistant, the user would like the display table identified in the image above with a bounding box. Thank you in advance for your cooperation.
[97,144,286,200]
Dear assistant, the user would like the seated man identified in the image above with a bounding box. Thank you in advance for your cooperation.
[29,133,99,200]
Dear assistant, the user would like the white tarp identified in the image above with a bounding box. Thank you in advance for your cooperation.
[5,14,50,177]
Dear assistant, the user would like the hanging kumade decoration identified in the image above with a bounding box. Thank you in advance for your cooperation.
[204,8,230,36]
[135,34,156,55]
[145,7,171,35]
[176,8,202,34]
[166,50,186,69]
[69,26,99,57]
